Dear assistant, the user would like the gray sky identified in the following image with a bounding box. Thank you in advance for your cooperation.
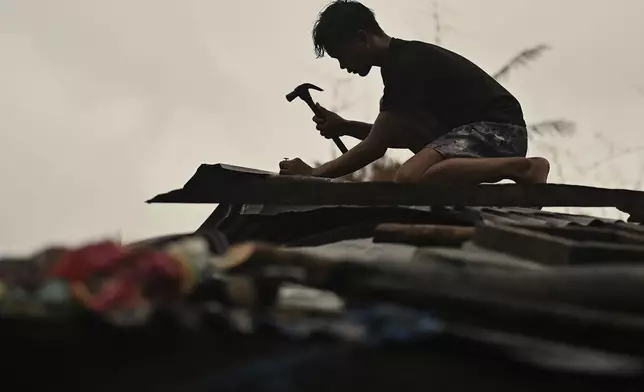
[1,0,643,254]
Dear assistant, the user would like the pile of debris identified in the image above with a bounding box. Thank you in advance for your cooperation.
[3,163,644,390]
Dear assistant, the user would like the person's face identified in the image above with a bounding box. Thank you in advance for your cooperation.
[327,31,373,77]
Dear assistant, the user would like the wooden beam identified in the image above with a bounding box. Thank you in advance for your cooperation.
[147,177,644,210]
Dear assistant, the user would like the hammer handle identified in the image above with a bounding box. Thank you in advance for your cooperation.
[306,100,349,154]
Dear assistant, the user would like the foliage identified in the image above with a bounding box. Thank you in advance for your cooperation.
[527,119,576,139]
[493,44,550,81]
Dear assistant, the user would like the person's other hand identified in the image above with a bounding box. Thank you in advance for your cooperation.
[312,103,347,139]
[279,158,314,176]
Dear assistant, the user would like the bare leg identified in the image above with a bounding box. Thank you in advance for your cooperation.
[394,148,445,182]
[421,156,550,184]
[395,148,550,184]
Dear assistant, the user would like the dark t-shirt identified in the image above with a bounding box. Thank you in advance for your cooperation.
[379,38,526,140]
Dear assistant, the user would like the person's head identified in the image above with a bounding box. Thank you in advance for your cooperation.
[312,0,389,77]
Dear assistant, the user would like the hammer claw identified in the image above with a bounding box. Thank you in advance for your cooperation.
[286,82,347,155]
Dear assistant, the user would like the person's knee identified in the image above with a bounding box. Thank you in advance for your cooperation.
[394,164,420,183]
[394,161,439,183]
[394,148,444,183]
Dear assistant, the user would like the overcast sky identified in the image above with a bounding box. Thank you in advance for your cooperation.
[1,0,643,254]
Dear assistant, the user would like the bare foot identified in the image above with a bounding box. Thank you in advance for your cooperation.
[515,157,550,184]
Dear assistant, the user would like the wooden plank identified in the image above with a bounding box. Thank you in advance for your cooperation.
[147,178,643,209]
[473,222,644,265]
[473,223,575,265]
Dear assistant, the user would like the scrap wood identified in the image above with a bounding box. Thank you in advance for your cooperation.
[474,222,644,265]
[215,241,644,314]
[373,223,475,246]
[212,241,644,355]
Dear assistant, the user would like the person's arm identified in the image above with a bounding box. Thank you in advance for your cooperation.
[343,118,428,151]
[343,120,372,140]
[313,104,373,141]
[312,112,405,178]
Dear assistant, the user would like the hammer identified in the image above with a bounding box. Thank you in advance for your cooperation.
[286,83,348,154]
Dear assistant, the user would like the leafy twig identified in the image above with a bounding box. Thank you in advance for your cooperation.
[562,149,585,175]
[581,145,644,172]
[493,44,551,81]
[527,119,576,138]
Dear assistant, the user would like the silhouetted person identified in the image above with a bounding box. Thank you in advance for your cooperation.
[280,0,550,184]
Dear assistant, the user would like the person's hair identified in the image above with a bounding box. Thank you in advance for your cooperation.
[312,0,384,58]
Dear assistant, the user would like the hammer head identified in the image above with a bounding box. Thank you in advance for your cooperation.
[286,83,324,102]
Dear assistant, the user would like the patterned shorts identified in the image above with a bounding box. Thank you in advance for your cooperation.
[427,121,528,158]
